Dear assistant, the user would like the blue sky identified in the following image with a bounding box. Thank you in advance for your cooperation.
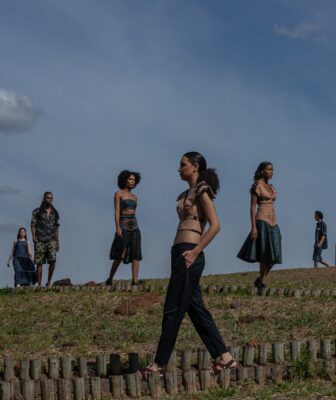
[1,0,336,286]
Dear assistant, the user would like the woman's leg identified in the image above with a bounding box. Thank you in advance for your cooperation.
[108,259,122,281]
[259,263,268,284]
[131,260,140,284]
[187,285,229,359]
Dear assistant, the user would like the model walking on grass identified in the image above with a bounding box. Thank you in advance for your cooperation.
[237,162,282,289]
[7,227,37,287]
[313,211,330,268]
[142,152,236,377]
[106,170,142,286]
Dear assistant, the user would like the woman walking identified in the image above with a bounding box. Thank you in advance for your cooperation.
[143,152,236,376]
[106,170,142,286]
[237,162,282,288]
[7,227,37,287]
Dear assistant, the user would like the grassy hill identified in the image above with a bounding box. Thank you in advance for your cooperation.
[0,267,335,362]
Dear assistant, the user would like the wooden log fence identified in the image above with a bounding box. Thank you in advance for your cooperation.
[0,338,335,399]
[3,283,336,300]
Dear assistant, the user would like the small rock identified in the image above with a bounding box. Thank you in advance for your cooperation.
[53,278,73,286]
[85,281,97,287]
[115,293,160,316]
[230,299,242,309]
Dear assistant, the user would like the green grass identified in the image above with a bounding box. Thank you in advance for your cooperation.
[0,268,335,360]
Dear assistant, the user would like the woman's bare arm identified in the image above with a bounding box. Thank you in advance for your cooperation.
[250,194,258,240]
[182,192,220,267]
[114,192,122,236]
[7,240,16,265]
[27,240,33,260]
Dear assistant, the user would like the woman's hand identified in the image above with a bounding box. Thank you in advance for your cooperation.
[116,227,123,237]
[182,249,199,268]
[251,228,258,240]
[7,262,10,268]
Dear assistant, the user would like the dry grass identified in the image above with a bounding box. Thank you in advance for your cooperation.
[0,267,335,360]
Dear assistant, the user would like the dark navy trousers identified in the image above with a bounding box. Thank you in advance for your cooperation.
[155,242,228,365]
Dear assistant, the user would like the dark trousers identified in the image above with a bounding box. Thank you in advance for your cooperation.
[155,242,228,365]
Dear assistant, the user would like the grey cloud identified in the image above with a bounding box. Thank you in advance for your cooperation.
[0,89,40,134]
[0,223,18,234]
[273,21,321,40]
[0,185,20,196]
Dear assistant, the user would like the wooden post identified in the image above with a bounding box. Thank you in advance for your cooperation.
[110,375,123,398]
[218,368,231,389]
[181,350,192,371]
[61,356,72,379]
[272,343,284,364]
[242,345,255,367]
[96,355,107,376]
[199,370,212,391]
[48,358,59,379]
[4,357,15,381]
[73,377,86,400]
[128,353,140,374]
[230,346,240,363]
[183,370,197,394]
[1,382,14,400]
[148,371,162,398]
[146,353,155,366]
[30,359,41,380]
[197,349,210,370]
[255,365,266,385]
[166,351,176,372]
[308,339,317,361]
[58,379,72,400]
[20,360,30,380]
[21,379,35,400]
[109,354,121,375]
[78,357,88,378]
[321,339,332,360]
[163,370,178,395]
[41,379,55,400]
[257,344,267,365]
[271,365,283,384]
[90,377,102,400]
[125,373,142,398]
[289,341,301,362]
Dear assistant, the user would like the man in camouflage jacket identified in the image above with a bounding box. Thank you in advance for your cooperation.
[31,192,60,287]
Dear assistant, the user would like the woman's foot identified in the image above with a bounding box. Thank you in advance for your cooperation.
[139,363,161,380]
[105,278,113,285]
[212,358,237,375]
[131,280,139,286]
[254,277,260,287]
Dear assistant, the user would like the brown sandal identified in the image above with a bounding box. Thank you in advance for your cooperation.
[211,359,237,375]
[138,365,162,380]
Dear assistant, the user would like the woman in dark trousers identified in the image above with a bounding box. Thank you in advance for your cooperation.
[7,227,37,287]
[106,170,142,286]
[143,152,236,376]
[237,162,282,288]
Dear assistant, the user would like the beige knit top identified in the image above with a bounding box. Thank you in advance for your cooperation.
[251,180,277,226]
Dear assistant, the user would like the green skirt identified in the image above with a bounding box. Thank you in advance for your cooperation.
[237,220,282,265]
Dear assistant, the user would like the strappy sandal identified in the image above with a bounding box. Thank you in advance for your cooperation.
[138,365,162,380]
[211,358,237,375]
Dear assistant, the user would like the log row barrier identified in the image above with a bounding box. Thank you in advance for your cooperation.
[4,283,336,299]
[1,338,335,399]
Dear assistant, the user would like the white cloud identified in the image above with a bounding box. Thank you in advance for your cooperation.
[0,89,39,134]
[273,21,320,40]
[0,185,20,196]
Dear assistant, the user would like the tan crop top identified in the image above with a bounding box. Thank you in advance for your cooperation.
[251,180,277,226]
[176,181,215,234]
